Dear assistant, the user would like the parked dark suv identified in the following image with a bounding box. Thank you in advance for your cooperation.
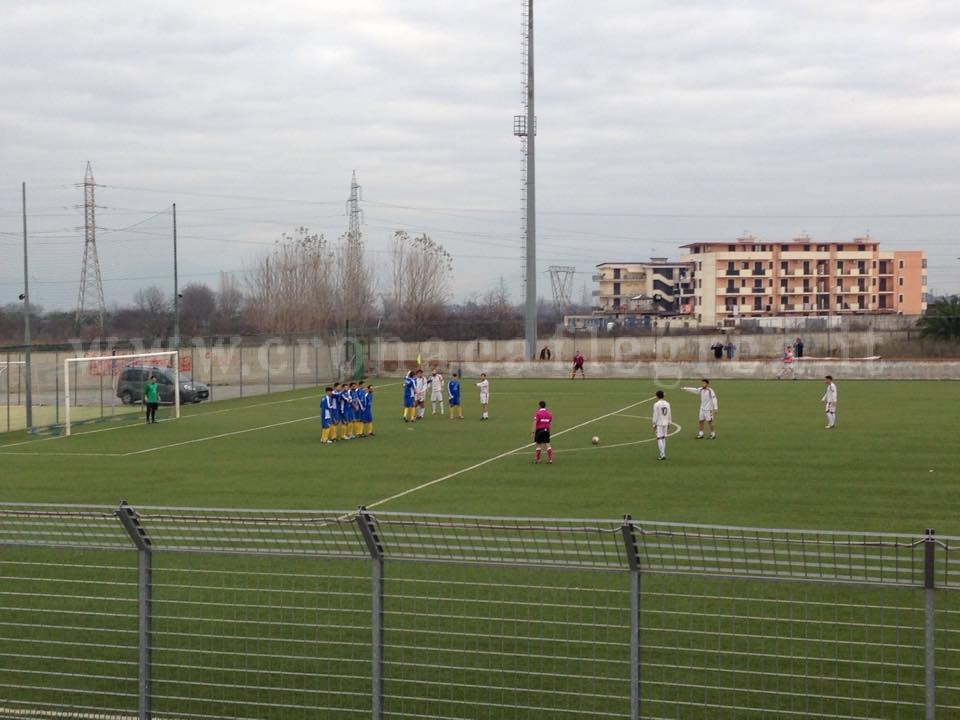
[116,366,210,405]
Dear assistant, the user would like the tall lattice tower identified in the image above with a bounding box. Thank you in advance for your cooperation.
[513,0,537,358]
[76,161,105,329]
[346,170,362,246]
[342,170,368,331]
[548,265,576,310]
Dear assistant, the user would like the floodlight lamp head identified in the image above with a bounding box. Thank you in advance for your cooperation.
[18,293,25,301]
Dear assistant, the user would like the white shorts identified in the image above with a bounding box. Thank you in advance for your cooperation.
[655,425,670,439]
[479,393,489,404]
[824,402,836,413]
[699,409,714,422]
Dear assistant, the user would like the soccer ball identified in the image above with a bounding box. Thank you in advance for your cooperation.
[591,436,600,445]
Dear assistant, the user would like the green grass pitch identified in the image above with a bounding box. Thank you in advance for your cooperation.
[2,377,960,719]
[2,377,959,533]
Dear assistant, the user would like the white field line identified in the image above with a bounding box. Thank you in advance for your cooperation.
[559,422,683,453]
[365,397,656,510]
[0,450,126,457]
[123,416,317,456]
[0,393,317,450]
[0,383,399,454]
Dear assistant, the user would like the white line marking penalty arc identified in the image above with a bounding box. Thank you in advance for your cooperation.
[558,422,683,453]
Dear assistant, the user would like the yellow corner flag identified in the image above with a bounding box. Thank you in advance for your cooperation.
[416,353,422,367]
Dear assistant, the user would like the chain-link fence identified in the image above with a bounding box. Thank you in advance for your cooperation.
[0,338,363,434]
[0,504,957,719]
[5,324,960,434]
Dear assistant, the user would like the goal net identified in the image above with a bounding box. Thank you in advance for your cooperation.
[64,351,181,436]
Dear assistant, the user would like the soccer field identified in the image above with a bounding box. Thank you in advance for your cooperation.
[2,377,960,719]
[2,377,959,533]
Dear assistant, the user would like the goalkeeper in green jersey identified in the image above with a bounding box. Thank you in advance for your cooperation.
[144,374,160,424]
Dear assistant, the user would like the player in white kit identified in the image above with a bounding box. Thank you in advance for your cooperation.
[821,375,838,429]
[476,373,490,420]
[414,369,427,420]
[681,379,718,439]
[429,370,444,415]
[651,390,672,461]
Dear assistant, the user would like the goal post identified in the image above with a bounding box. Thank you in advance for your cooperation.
[64,351,180,436]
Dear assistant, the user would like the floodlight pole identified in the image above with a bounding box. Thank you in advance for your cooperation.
[21,182,33,431]
[523,0,537,360]
[172,203,180,350]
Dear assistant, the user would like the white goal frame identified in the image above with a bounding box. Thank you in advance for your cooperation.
[64,351,180,436]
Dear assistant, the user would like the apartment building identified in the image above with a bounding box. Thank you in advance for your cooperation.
[594,259,694,317]
[680,236,927,326]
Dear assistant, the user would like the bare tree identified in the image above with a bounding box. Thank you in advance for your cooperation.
[245,227,336,333]
[133,285,172,339]
[215,271,245,333]
[179,283,217,337]
[390,231,453,336]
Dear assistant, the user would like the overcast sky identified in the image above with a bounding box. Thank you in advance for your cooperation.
[2,0,959,313]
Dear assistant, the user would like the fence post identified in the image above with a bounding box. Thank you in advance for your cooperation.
[117,501,153,720]
[621,515,641,720]
[357,508,385,720]
[925,528,936,720]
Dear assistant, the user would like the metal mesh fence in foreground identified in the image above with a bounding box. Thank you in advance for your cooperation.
[0,505,958,719]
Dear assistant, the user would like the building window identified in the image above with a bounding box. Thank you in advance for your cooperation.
[899,294,904,304]
[613,282,620,296]
[858,244,866,251]
[804,245,811,251]
[698,280,702,288]
[728,245,736,251]
[922,258,927,268]
[837,245,844,251]
[899,260,904,269]
[898,277,904,287]
[803,296,809,304]
[613,268,621,280]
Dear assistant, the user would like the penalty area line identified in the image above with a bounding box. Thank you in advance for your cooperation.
[122,416,317,456]
[365,396,656,511]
